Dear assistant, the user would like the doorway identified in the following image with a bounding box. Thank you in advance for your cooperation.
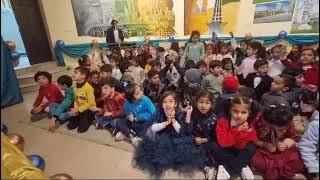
[10,0,52,66]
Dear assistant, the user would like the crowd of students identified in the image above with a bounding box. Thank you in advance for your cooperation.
[29,31,319,180]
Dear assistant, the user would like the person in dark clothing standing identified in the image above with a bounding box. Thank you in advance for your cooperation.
[106,19,124,49]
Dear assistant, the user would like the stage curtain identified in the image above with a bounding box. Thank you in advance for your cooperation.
[1,36,23,108]
[54,35,319,66]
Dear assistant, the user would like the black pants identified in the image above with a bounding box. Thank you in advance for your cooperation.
[209,142,256,175]
[67,110,93,133]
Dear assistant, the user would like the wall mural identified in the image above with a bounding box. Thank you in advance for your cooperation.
[184,0,241,35]
[71,0,175,38]
[290,0,319,33]
[253,0,296,24]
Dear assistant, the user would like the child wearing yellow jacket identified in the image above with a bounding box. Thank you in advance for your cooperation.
[67,66,96,133]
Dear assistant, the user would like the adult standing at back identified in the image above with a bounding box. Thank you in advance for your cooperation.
[106,19,124,46]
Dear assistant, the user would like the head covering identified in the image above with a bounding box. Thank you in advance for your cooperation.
[184,68,202,84]
[223,76,239,93]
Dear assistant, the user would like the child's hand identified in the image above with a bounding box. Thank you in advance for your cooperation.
[90,107,101,112]
[277,142,288,152]
[68,108,78,116]
[238,121,249,131]
[33,106,43,114]
[128,114,135,122]
[103,111,113,117]
[48,117,56,133]
[264,142,277,153]
[185,105,193,115]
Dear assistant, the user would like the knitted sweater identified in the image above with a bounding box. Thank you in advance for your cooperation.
[33,83,64,108]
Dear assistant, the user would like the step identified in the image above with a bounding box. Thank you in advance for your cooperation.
[17,66,70,85]
[15,61,58,77]
[19,68,74,93]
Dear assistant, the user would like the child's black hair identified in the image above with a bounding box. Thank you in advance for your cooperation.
[194,90,215,113]
[189,30,200,40]
[282,68,304,77]
[74,66,90,80]
[228,95,260,121]
[160,91,177,106]
[78,55,90,67]
[279,74,295,91]
[125,82,141,102]
[221,58,235,74]
[263,104,293,127]
[90,70,100,78]
[156,47,165,53]
[253,59,269,70]
[57,75,73,88]
[185,60,196,69]
[248,41,266,59]
[34,71,52,83]
[196,60,207,69]
[237,86,257,100]
[100,64,113,73]
[209,60,223,69]
[99,77,117,88]
[300,89,318,105]
[147,69,160,79]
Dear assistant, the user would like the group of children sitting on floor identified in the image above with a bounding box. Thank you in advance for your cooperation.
[29,31,319,180]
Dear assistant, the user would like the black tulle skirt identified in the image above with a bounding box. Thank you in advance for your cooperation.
[133,133,204,178]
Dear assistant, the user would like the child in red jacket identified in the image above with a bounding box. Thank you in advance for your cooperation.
[211,96,258,179]
[281,48,319,91]
[251,105,305,179]
[31,71,64,122]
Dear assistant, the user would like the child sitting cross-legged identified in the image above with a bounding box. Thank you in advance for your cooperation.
[48,75,74,133]
[90,78,126,135]
[143,69,165,105]
[31,71,64,122]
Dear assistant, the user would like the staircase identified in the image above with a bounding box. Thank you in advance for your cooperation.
[15,61,73,93]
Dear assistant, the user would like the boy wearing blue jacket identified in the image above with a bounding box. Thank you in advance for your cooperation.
[115,83,157,147]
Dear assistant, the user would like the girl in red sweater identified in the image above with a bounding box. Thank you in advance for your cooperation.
[212,96,258,180]
[281,48,319,91]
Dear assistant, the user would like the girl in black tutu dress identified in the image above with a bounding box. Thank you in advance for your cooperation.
[133,91,204,178]
[189,90,218,179]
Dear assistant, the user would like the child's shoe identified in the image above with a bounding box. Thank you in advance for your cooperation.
[240,166,254,180]
[30,112,49,122]
[115,131,127,141]
[131,137,142,148]
[203,166,215,180]
[217,165,230,180]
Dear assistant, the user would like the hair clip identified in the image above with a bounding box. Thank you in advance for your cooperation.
[269,105,276,108]
[280,103,286,107]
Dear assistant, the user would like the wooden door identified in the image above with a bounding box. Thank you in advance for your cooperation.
[10,0,52,65]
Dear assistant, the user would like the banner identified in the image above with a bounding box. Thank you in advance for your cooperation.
[71,0,175,38]
[184,0,241,35]
[290,0,319,33]
[253,0,296,24]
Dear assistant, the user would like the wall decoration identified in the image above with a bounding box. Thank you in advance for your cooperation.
[253,0,280,4]
[253,0,296,24]
[71,0,175,38]
[290,0,319,34]
[184,0,241,35]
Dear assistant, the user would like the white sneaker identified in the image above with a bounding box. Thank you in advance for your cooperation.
[217,165,230,180]
[131,137,142,148]
[115,131,127,141]
[241,166,254,180]
[207,167,215,180]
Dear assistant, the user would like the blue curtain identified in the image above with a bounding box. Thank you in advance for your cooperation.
[54,35,319,66]
[1,36,23,108]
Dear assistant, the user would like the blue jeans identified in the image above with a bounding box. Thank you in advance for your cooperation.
[95,114,120,128]
[49,103,71,122]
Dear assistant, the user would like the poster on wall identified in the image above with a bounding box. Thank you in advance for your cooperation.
[290,0,319,34]
[253,0,296,24]
[253,0,281,4]
[71,0,175,38]
[184,0,241,35]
